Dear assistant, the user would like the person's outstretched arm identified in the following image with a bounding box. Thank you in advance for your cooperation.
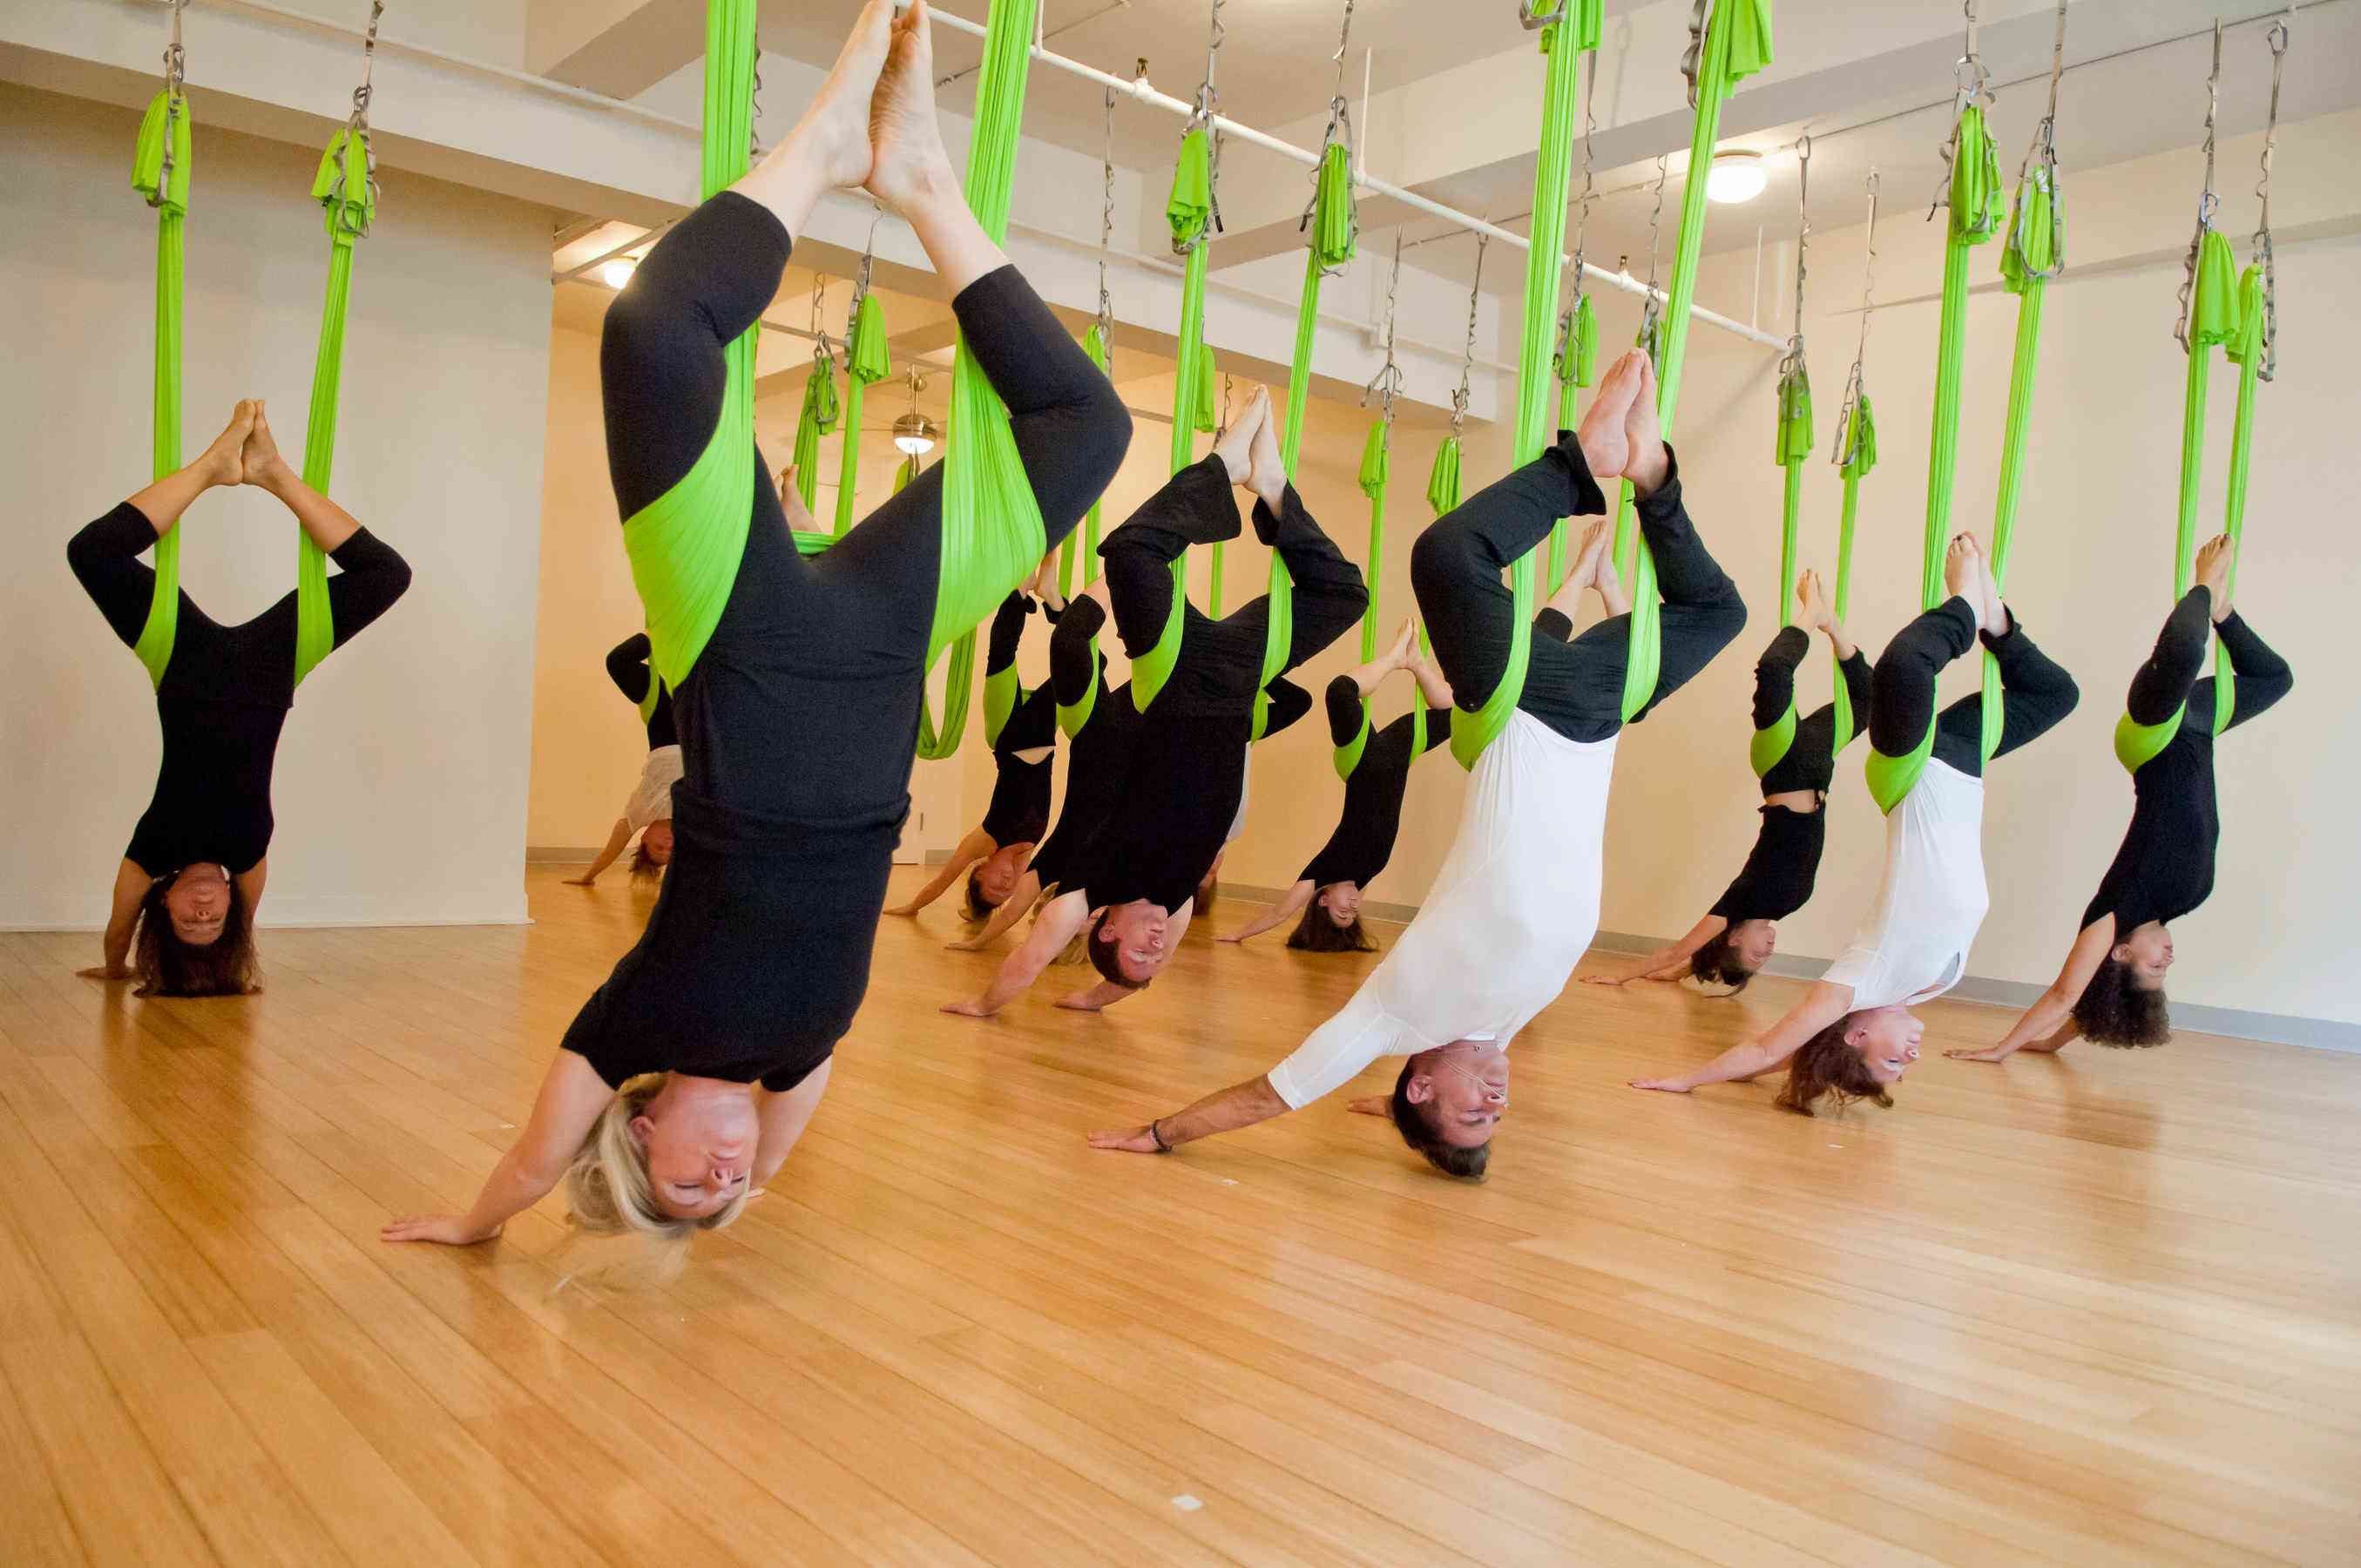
[945,868,1042,952]
[1223,880,1315,944]
[381,1051,613,1245]
[1089,1075,1293,1153]
[943,888,1089,1017]
[751,1061,833,1186]
[566,819,635,888]
[78,861,151,981]
[886,826,997,916]
[1630,979,1856,1093]
[1949,919,2110,1063]
[1583,914,1727,987]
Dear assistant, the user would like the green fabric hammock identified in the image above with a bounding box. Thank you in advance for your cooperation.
[1605,0,1775,728]
[1448,3,1597,768]
[793,341,839,513]
[1973,147,2065,764]
[1425,436,1462,518]
[1333,414,1393,779]
[1128,125,1214,714]
[1828,389,1877,754]
[1749,348,1813,779]
[832,289,890,536]
[1058,321,1113,597]
[619,0,762,694]
[913,0,1052,761]
[129,74,370,691]
[2115,237,2258,772]
[1864,94,2003,814]
[1251,139,1356,740]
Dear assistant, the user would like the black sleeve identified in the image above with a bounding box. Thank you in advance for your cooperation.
[1751,625,1810,732]
[606,632,653,704]
[1263,677,1312,739]
[2126,587,2215,727]
[2214,611,2293,732]
[984,591,1034,676]
[1533,608,1577,644]
[1323,674,1364,747]
[1837,646,1873,725]
[323,527,413,645]
[67,503,166,648]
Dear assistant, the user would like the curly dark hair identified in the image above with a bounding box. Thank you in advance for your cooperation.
[1286,890,1377,954]
[1387,1058,1490,1179]
[1774,1015,1893,1118]
[1086,909,1152,991]
[2072,956,2172,1047]
[1688,927,1758,992]
[132,871,260,997]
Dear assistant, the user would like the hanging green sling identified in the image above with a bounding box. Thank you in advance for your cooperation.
[1749,134,1816,778]
[1447,0,1600,768]
[1605,0,1773,727]
[620,0,762,694]
[131,3,381,692]
[792,341,838,514]
[2117,18,2282,772]
[1336,233,1413,781]
[1864,30,2003,814]
[831,282,889,536]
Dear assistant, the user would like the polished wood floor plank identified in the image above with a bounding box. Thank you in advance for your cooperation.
[3,867,2358,1565]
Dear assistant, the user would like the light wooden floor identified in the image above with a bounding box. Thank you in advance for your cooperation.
[2,866,2358,1565]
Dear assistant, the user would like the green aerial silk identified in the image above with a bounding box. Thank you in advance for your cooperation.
[130,81,361,691]
[1425,437,1462,518]
[1866,94,2002,814]
[914,0,1051,760]
[1450,3,1595,768]
[1335,416,1390,779]
[793,343,838,513]
[1749,348,1813,779]
[832,290,890,536]
[2116,234,2255,773]
[1131,125,1215,714]
[1546,292,1599,585]
[620,0,761,694]
[1059,321,1113,597]
[1828,390,1877,754]
[1251,139,1356,740]
[1607,0,1776,726]
[1975,149,2064,762]
[129,86,193,687]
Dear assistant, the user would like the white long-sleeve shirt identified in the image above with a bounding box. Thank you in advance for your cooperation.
[1819,757,1987,1010]
[1266,713,1616,1109]
[624,745,685,833]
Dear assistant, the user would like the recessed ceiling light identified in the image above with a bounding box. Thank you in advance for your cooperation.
[1706,150,1766,205]
[600,257,638,288]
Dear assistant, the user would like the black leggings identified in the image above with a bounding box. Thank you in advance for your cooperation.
[1412,438,1746,744]
[2128,587,2292,735]
[69,502,412,698]
[599,193,1129,824]
[1753,625,1874,795]
[1869,598,2079,777]
[1098,456,1367,713]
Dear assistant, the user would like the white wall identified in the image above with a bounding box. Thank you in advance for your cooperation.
[1,84,555,929]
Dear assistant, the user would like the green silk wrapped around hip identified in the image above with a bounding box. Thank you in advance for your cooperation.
[1607,0,1773,727]
[833,290,890,536]
[620,0,761,694]
[1333,706,1371,781]
[1865,718,1935,814]
[917,0,1047,757]
[131,89,192,687]
[1450,8,1588,768]
[1749,701,1796,779]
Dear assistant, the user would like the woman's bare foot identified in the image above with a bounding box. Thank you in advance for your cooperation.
[1247,394,1288,510]
[780,466,824,532]
[1547,518,1611,617]
[1622,354,1669,496]
[1797,569,1831,632]
[2194,532,2235,623]
[1971,540,2009,638]
[1590,524,1631,616]
[1944,533,1977,610]
[1384,617,1417,667]
[1211,388,1264,485]
[866,0,957,214]
[240,401,294,490]
[199,401,256,488]
[800,0,892,193]
[1575,353,1641,481]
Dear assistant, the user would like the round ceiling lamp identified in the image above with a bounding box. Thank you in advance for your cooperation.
[600,256,639,288]
[1706,150,1767,205]
[892,412,939,456]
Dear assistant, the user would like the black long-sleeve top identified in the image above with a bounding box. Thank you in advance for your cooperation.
[1299,675,1452,890]
[1710,625,1873,923]
[68,502,413,876]
[2083,590,2292,934]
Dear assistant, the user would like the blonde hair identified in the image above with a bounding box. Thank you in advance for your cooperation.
[1025,881,1092,966]
[563,1073,754,1241]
